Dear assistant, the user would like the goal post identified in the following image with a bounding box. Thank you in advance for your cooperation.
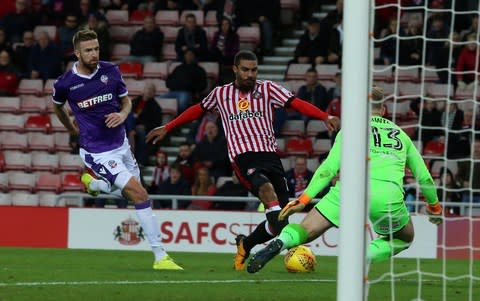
[337,1,372,301]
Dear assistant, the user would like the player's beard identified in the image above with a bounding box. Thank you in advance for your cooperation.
[237,77,255,92]
[79,56,98,73]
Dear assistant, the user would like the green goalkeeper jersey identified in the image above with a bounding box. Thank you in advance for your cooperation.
[304,116,438,205]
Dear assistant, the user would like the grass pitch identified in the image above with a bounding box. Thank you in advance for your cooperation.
[0,248,478,301]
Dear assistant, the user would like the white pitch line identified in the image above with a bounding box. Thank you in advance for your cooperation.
[0,279,335,287]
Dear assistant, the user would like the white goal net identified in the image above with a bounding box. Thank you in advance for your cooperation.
[366,1,480,300]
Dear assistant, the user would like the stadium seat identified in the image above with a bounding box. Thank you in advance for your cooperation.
[24,115,52,133]
[237,26,260,44]
[58,153,84,172]
[31,152,59,172]
[216,176,232,188]
[20,95,47,113]
[306,157,319,172]
[199,62,219,80]
[0,192,11,205]
[146,79,169,94]
[109,25,137,42]
[0,97,20,113]
[3,151,32,171]
[280,157,292,170]
[167,61,181,74]
[43,79,56,95]
[36,173,62,193]
[395,66,419,82]
[285,64,310,80]
[8,171,36,192]
[285,138,313,156]
[143,62,169,79]
[204,26,217,43]
[130,10,153,25]
[49,113,68,132]
[17,79,43,95]
[281,120,305,137]
[315,64,340,81]
[39,192,62,206]
[160,26,180,43]
[284,80,304,94]
[11,192,39,206]
[276,138,286,156]
[306,120,328,137]
[124,78,146,96]
[0,113,25,131]
[180,10,204,25]
[0,132,28,151]
[423,140,445,156]
[420,67,440,82]
[162,43,176,60]
[105,10,129,25]
[398,82,422,98]
[54,132,72,152]
[61,173,84,192]
[111,43,131,61]
[33,25,57,40]
[312,139,331,156]
[372,65,393,82]
[118,62,143,78]
[426,83,453,100]
[0,172,8,192]
[205,10,218,26]
[155,97,177,115]
[155,10,179,26]
[28,133,55,152]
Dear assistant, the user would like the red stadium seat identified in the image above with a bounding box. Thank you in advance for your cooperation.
[285,138,313,156]
[0,132,28,151]
[36,173,62,193]
[199,62,219,80]
[43,79,56,95]
[111,44,131,61]
[105,10,129,25]
[50,113,68,132]
[160,26,180,43]
[54,132,72,152]
[155,10,179,26]
[3,151,32,171]
[28,133,55,152]
[0,71,19,96]
[146,79,169,94]
[8,171,36,192]
[130,10,153,25]
[423,140,445,156]
[0,96,20,113]
[118,62,143,78]
[124,78,146,96]
[205,10,218,26]
[32,152,59,172]
[61,173,83,192]
[237,26,260,50]
[143,62,169,79]
[162,43,177,60]
[24,115,52,133]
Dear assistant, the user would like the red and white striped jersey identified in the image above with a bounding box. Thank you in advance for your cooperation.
[201,80,294,162]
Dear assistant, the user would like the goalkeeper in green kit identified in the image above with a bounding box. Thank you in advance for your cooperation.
[247,86,443,273]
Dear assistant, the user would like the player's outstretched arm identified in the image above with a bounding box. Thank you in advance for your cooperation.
[146,103,205,144]
[288,97,340,131]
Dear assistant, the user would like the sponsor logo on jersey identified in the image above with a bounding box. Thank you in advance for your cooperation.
[228,110,263,121]
[238,98,249,111]
[101,75,108,84]
[69,83,85,91]
[77,93,113,109]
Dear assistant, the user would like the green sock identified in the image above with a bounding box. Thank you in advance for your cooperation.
[368,238,411,263]
[278,224,308,250]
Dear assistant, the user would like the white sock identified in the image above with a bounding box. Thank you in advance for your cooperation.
[89,178,111,193]
[135,202,166,261]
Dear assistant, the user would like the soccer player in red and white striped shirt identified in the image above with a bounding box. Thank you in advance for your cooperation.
[146,50,339,270]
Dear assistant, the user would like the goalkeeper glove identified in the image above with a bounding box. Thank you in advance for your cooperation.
[278,195,310,221]
[425,202,443,225]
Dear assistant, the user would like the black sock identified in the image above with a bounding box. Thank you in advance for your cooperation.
[243,220,274,252]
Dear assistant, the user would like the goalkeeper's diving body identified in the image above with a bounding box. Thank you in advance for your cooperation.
[247,86,443,273]
[146,50,339,271]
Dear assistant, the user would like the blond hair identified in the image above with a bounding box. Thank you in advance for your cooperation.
[72,29,98,50]
[370,86,385,113]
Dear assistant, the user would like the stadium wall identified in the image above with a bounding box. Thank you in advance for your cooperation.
[0,207,477,259]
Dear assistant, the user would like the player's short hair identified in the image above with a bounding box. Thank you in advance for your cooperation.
[371,86,384,111]
[234,50,257,66]
[72,29,98,50]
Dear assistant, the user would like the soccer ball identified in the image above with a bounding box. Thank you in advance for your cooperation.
[284,245,316,273]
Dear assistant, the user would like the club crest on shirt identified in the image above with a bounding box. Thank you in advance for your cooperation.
[247,168,256,175]
[100,75,108,84]
[108,160,117,169]
[238,98,250,111]
[252,90,262,99]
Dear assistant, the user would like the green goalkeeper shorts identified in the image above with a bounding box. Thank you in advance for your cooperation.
[315,180,410,236]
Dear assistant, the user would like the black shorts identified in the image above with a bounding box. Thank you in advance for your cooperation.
[232,151,289,206]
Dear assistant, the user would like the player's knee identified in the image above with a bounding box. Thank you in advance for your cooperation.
[251,172,271,195]
[119,175,149,203]
[257,182,275,200]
